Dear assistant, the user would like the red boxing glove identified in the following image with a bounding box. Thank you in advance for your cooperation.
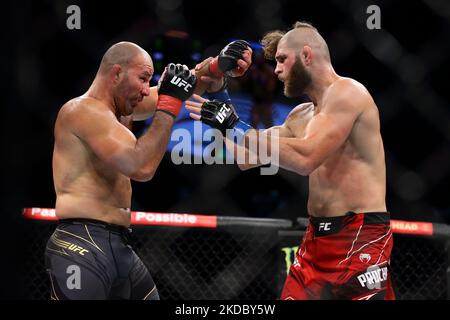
[156,95,183,118]
[209,56,224,78]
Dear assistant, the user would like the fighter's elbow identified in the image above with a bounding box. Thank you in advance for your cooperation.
[294,158,317,176]
[297,167,312,176]
[130,167,156,182]
[237,163,252,171]
[132,111,154,121]
[130,173,153,182]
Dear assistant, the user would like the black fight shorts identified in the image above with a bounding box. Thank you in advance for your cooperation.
[45,218,159,300]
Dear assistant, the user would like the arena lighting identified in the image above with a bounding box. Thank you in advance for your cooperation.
[165,30,189,39]
[191,52,201,61]
[152,52,164,60]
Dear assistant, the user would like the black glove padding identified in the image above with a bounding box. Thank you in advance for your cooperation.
[218,40,251,73]
[158,63,197,101]
[200,100,240,135]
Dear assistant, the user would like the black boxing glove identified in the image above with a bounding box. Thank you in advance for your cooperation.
[209,40,251,77]
[200,99,252,137]
[157,63,197,118]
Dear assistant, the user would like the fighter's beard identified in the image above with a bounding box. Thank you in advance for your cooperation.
[284,57,312,98]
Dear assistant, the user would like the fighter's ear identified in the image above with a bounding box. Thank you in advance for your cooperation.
[301,46,313,66]
[110,64,122,84]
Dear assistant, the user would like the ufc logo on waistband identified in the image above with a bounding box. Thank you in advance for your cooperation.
[216,104,230,123]
[318,222,331,231]
[170,76,192,92]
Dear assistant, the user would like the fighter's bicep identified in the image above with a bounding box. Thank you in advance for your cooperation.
[304,113,353,147]
[89,126,136,167]
[303,102,360,163]
[71,109,136,168]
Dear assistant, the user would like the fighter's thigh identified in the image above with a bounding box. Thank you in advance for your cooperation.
[45,250,110,300]
[128,251,159,300]
[333,240,393,300]
[334,265,393,300]
[280,270,309,300]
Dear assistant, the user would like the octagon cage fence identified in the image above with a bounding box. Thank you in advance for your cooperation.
[21,208,450,300]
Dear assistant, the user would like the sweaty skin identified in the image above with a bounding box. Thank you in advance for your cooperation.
[272,78,386,217]
[54,97,135,226]
[53,43,167,226]
[53,42,252,226]
[271,31,386,217]
[186,30,386,218]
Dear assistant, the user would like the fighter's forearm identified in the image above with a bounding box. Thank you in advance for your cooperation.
[128,111,175,181]
[192,65,224,96]
[132,87,158,121]
[225,131,266,170]
[229,132,314,175]
[277,137,314,175]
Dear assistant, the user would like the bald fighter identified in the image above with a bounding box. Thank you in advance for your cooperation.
[186,22,394,300]
[46,39,251,300]
[46,42,198,300]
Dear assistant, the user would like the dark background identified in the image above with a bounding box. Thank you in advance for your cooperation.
[1,0,449,298]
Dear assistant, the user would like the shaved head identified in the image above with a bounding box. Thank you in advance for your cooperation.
[262,21,330,62]
[93,41,153,117]
[98,41,152,75]
[283,23,330,61]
